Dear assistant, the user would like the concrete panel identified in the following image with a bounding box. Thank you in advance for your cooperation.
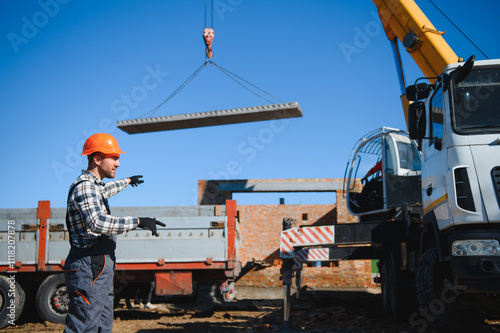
[218,179,344,193]
[116,102,302,134]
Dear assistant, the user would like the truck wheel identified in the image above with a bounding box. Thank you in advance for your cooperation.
[36,274,68,324]
[380,255,415,321]
[416,247,484,332]
[0,275,25,329]
[380,258,404,320]
[379,260,392,314]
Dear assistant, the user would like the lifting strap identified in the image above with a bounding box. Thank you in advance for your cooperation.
[138,60,284,119]
[134,0,283,120]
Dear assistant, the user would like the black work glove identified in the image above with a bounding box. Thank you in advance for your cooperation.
[128,175,144,187]
[138,217,166,237]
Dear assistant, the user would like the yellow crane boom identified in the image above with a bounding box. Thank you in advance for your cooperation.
[372,0,461,126]
[373,0,459,79]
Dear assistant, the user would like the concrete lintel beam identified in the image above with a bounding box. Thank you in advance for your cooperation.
[218,179,343,193]
[117,102,302,134]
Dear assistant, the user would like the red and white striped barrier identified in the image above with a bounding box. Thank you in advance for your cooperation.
[293,248,329,269]
[280,226,335,258]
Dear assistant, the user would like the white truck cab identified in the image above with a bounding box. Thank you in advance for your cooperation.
[416,58,500,229]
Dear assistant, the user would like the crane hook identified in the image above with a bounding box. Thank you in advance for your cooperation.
[203,27,214,65]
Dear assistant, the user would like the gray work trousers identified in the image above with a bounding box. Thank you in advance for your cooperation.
[63,246,116,333]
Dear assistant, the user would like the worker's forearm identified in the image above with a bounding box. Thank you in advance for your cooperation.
[103,178,129,198]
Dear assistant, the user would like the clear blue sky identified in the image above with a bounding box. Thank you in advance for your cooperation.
[1,0,498,209]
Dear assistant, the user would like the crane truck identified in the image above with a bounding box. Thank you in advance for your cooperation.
[281,1,500,332]
[347,0,500,331]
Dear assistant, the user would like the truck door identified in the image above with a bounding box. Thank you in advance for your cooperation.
[421,85,450,227]
[384,132,422,208]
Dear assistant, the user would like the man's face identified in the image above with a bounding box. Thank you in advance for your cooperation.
[96,153,120,179]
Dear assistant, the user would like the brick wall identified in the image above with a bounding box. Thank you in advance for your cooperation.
[237,204,336,263]
[198,179,377,290]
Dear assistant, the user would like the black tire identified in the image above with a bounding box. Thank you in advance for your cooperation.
[416,247,485,333]
[36,274,68,324]
[379,254,416,321]
[0,275,25,329]
[379,259,391,314]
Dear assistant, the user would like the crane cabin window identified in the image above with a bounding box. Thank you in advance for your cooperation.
[396,140,421,172]
[384,133,421,176]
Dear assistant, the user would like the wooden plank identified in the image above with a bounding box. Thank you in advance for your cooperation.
[116,102,302,134]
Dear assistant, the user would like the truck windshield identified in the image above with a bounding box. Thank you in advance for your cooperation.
[452,67,500,134]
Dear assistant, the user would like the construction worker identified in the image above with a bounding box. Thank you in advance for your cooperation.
[63,133,165,333]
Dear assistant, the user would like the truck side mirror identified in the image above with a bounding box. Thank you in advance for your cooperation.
[406,83,431,101]
[408,101,426,140]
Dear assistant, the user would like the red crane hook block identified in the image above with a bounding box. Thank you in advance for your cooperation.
[203,28,215,59]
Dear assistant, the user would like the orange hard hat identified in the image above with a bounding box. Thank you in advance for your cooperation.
[81,133,126,155]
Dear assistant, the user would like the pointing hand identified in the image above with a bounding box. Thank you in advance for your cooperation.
[128,175,144,187]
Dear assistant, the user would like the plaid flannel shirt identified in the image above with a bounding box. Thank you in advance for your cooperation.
[66,170,139,248]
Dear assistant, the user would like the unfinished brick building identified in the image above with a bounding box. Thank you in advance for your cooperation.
[198,178,378,297]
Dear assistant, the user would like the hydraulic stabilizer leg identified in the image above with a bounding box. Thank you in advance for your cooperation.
[282,258,293,322]
[281,217,295,325]
[295,268,302,300]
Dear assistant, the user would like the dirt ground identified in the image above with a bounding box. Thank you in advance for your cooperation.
[5,288,500,333]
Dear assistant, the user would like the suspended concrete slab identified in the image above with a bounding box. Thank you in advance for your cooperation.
[116,102,302,134]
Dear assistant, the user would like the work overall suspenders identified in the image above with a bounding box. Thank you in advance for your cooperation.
[65,180,116,248]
